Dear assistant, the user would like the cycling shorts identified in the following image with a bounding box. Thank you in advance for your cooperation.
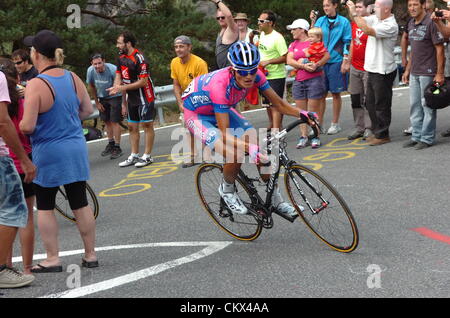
[127,102,156,123]
[183,108,253,149]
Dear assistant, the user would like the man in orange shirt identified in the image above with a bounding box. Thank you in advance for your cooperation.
[171,35,208,167]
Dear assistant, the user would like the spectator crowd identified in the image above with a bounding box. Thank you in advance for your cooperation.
[1,0,450,289]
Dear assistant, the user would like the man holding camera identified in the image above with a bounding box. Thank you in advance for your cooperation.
[401,0,445,150]
[346,0,398,146]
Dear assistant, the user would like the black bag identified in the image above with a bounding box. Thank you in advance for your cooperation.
[424,80,450,110]
[83,127,103,141]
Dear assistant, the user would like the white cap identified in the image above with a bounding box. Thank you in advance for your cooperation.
[286,19,310,31]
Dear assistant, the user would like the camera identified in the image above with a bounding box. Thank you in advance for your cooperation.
[341,0,349,5]
[435,10,444,18]
[252,30,260,35]
[313,10,319,16]
[399,25,407,35]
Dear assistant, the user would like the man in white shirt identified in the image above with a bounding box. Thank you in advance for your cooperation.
[347,0,398,146]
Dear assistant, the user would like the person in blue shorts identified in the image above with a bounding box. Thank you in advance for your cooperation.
[311,0,352,134]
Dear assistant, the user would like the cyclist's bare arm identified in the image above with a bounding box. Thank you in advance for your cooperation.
[262,87,300,118]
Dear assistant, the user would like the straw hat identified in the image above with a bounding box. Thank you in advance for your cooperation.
[234,13,249,21]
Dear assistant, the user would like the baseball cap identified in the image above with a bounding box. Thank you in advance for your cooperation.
[23,30,63,59]
[286,19,310,31]
[174,35,192,45]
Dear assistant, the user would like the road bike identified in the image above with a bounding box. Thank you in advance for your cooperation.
[195,114,359,253]
[55,183,99,223]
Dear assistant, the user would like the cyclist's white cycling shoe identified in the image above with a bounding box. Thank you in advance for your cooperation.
[218,184,248,215]
[273,202,304,218]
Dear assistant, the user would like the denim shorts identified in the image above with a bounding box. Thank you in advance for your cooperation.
[0,156,28,228]
[292,75,326,100]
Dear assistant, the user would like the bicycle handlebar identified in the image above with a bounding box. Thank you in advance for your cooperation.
[272,112,322,141]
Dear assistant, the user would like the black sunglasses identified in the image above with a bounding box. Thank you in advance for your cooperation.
[216,16,226,20]
[14,60,24,65]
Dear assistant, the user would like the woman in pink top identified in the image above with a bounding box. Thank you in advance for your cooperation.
[286,19,330,149]
[0,58,35,275]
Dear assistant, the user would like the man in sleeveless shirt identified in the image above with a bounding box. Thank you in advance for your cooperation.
[212,0,239,69]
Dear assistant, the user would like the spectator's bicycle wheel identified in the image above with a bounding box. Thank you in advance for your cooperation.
[55,183,99,223]
[284,164,359,253]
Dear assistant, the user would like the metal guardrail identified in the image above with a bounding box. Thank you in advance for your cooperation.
[85,66,296,125]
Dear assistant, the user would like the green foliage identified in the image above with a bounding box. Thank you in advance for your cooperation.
[0,0,217,85]
[0,0,414,87]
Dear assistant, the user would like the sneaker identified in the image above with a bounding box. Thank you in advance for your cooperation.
[362,129,373,140]
[403,140,418,148]
[403,127,413,136]
[110,146,124,160]
[0,266,35,288]
[414,141,432,150]
[134,155,154,168]
[119,154,140,167]
[441,128,450,137]
[311,137,321,149]
[101,143,114,157]
[347,130,364,140]
[218,184,248,215]
[273,202,302,218]
[296,137,309,149]
[327,123,342,135]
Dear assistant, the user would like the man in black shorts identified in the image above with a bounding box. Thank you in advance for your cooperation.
[87,53,123,159]
[108,31,156,168]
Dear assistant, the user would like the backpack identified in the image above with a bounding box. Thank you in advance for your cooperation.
[83,127,103,141]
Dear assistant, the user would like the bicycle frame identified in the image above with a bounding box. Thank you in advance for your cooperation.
[235,117,325,220]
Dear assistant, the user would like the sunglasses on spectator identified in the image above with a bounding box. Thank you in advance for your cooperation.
[216,16,226,20]
[258,19,271,24]
[234,68,258,77]
[14,60,24,65]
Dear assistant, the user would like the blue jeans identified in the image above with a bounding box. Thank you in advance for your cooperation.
[0,156,28,228]
[409,75,436,145]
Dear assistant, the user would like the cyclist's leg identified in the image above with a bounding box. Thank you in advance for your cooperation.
[127,104,141,155]
[185,109,248,214]
[140,102,156,156]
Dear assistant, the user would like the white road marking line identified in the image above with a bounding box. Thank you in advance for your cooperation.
[27,241,232,298]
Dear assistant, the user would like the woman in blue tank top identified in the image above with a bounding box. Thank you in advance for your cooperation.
[20,30,99,272]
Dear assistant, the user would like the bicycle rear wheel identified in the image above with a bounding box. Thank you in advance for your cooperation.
[195,163,262,241]
[55,183,99,223]
[284,164,358,253]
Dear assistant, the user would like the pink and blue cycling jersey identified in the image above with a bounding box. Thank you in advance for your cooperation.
[182,68,270,148]
[182,67,270,114]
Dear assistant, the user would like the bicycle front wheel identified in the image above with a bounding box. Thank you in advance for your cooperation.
[284,165,359,253]
[55,183,99,223]
[195,163,262,241]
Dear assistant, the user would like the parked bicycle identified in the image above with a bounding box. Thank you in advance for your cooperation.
[195,114,359,253]
[55,183,99,223]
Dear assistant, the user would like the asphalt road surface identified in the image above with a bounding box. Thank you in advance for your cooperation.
[3,86,450,300]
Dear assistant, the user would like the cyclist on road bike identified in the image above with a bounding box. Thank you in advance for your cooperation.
[182,41,314,216]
